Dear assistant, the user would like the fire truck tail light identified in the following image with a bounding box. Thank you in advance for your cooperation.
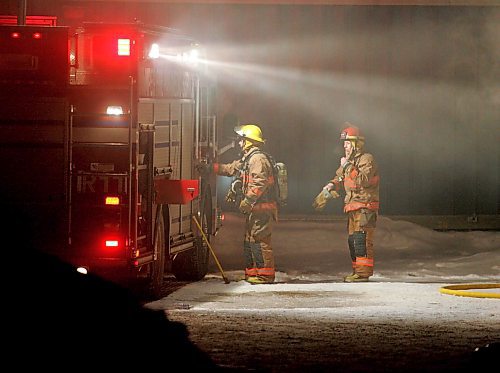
[11,32,20,39]
[101,233,124,251]
[117,38,131,56]
[105,196,120,205]
[32,32,42,39]
[105,239,119,247]
[106,106,124,115]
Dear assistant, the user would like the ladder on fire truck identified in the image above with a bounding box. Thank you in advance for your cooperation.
[66,77,153,275]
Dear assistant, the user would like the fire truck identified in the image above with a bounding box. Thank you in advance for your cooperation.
[0,16,222,297]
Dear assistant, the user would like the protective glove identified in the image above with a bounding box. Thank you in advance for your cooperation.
[195,162,212,177]
[239,198,253,214]
[341,157,351,169]
[321,188,332,199]
[225,178,243,203]
[312,189,340,211]
[324,182,334,191]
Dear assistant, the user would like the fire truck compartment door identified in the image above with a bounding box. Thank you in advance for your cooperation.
[154,179,199,204]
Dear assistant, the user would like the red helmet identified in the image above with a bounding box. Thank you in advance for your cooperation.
[340,123,364,142]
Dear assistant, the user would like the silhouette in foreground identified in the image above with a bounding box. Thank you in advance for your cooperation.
[4,206,220,371]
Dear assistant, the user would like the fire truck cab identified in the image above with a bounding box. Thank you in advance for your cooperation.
[0,18,221,297]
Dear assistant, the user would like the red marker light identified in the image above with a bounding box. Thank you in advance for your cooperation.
[102,235,123,251]
[117,38,130,56]
[32,32,42,39]
[11,32,20,39]
[105,240,119,247]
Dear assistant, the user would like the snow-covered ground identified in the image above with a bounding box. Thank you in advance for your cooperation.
[148,212,500,310]
[146,213,498,372]
[148,212,499,315]
[6,201,497,371]
[207,212,500,284]
[146,214,500,373]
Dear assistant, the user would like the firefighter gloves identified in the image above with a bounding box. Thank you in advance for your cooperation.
[341,157,351,169]
[239,198,253,214]
[195,162,212,177]
[312,188,340,211]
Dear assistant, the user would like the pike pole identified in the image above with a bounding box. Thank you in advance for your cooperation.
[192,216,230,284]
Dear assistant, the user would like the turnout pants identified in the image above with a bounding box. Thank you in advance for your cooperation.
[347,208,377,278]
[243,210,275,282]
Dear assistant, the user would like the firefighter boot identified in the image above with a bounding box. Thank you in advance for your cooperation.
[348,234,356,276]
[246,276,273,285]
[343,273,369,283]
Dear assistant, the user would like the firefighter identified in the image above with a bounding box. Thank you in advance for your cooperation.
[201,124,278,284]
[324,123,380,282]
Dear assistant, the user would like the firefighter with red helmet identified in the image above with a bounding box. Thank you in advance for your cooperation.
[205,124,278,284]
[324,123,380,282]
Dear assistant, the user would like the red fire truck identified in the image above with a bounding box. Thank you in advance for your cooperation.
[0,16,222,297]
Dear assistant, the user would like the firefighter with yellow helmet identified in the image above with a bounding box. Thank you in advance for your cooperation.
[324,123,380,282]
[204,124,278,284]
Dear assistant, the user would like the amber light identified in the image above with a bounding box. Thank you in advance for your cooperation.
[105,196,120,205]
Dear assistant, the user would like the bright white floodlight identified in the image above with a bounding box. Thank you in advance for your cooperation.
[106,106,124,115]
[149,43,160,59]
[182,49,199,65]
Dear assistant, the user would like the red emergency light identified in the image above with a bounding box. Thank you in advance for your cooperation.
[117,38,131,56]
[10,31,42,39]
[102,235,123,252]
[105,239,119,247]
[0,15,57,26]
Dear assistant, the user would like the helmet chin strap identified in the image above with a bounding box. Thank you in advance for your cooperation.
[242,138,254,151]
[350,140,357,157]
[345,140,356,160]
[237,138,253,157]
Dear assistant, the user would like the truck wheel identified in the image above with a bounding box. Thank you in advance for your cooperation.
[172,192,210,281]
[149,207,166,298]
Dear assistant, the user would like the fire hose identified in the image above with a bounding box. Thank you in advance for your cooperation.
[439,283,500,299]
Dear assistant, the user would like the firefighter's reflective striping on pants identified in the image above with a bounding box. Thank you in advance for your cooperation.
[213,124,277,284]
[328,123,380,282]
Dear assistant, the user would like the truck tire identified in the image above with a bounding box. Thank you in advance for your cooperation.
[171,190,211,281]
[149,207,166,298]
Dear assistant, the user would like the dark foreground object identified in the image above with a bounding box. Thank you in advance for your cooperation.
[3,207,219,371]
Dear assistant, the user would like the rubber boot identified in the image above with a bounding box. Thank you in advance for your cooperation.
[343,273,369,283]
[246,276,272,285]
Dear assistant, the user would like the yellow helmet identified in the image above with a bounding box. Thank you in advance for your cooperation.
[234,124,265,144]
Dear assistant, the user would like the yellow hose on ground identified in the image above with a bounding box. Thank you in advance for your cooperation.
[439,283,500,299]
